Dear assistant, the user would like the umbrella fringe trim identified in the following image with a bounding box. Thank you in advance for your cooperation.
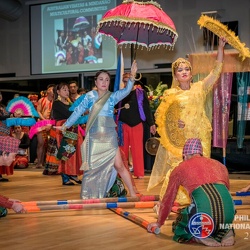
[122,0,162,10]
[100,33,177,50]
[97,18,178,37]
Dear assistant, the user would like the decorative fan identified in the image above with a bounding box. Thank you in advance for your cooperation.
[145,137,160,155]
[197,15,250,61]
[6,117,36,127]
[29,119,56,139]
[6,96,39,117]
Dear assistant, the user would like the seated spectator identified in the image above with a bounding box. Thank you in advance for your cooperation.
[11,125,30,169]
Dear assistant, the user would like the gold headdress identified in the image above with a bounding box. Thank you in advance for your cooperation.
[171,58,192,88]
[197,15,250,61]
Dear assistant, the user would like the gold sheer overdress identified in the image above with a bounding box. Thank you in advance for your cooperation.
[147,61,223,204]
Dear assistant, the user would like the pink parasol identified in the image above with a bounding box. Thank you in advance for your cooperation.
[97,0,178,59]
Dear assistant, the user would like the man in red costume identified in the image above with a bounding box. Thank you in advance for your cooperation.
[147,138,235,247]
[118,73,156,179]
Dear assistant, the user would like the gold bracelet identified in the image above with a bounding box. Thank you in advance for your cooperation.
[129,76,135,82]
[61,124,67,132]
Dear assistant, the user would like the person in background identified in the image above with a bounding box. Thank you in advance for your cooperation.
[28,94,39,110]
[45,82,85,184]
[82,31,92,55]
[0,136,26,216]
[57,31,66,52]
[118,73,156,179]
[68,80,80,102]
[11,125,30,169]
[147,37,227,207]
[147,138,235,247]
[57,61,138,199]
[27,94,39,164]
[78,88,87,95]
[35,84,55,169]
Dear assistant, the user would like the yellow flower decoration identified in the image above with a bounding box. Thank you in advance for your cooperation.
[197,15,250,61]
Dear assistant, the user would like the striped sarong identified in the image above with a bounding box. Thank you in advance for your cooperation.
[172,183,235,243]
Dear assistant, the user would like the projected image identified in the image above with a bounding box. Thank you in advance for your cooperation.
[33,0,117,74]
[55,16,103,66]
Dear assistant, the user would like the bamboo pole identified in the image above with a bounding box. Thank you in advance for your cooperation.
[23,201,158,212]
[110,207,160,235]
[230,191,250,197]
[22,195,160,207]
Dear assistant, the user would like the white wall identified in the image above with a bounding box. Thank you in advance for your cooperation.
[0,0,249,78]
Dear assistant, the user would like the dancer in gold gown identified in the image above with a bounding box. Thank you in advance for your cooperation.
[147,37,227,206]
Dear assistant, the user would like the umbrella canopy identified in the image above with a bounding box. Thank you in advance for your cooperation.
[97,0,178,51]
[72,16,90,32]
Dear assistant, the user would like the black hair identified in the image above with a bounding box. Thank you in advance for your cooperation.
[54,82,68,100]
[94,70,111,81]
[0,151,10,156]
[47,84,56,90]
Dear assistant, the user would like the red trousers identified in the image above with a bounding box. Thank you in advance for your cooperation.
[120,122,144,177]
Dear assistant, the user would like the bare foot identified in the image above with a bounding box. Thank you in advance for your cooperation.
[153,203,160,216]
[221,230,235,246]
[195,237,221,247]
[133,186,140,194]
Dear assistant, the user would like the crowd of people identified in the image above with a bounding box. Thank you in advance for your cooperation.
[56,28,100,66]
[1,36,250,247]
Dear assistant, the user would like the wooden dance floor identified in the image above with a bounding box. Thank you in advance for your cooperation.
[1,166,250,250]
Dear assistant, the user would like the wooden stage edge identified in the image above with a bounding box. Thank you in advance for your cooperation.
[1,166,250,250]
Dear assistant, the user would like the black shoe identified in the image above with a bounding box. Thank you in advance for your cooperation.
[63,181,75,186]
[61,173,75,185]
[43,170,48,175]
[0,178,9,182]
[69,175,82,184]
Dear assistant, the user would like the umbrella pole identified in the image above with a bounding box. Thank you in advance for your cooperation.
[131,43,138,62]
[131,46,134,64]
[131,26,140,62]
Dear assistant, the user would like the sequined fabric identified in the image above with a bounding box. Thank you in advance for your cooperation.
[80,116,118,199]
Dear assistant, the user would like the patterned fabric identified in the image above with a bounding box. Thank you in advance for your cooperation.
[212,73,233,148]
[45,125,60,175]
[182,138,203,156]
[172,183,235,243]
[57,126,78,161]
[107,176,127,197]
[0,121,10,136]
[0,136,20,153]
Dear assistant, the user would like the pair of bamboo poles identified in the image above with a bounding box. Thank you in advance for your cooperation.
[20,192,250,235]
